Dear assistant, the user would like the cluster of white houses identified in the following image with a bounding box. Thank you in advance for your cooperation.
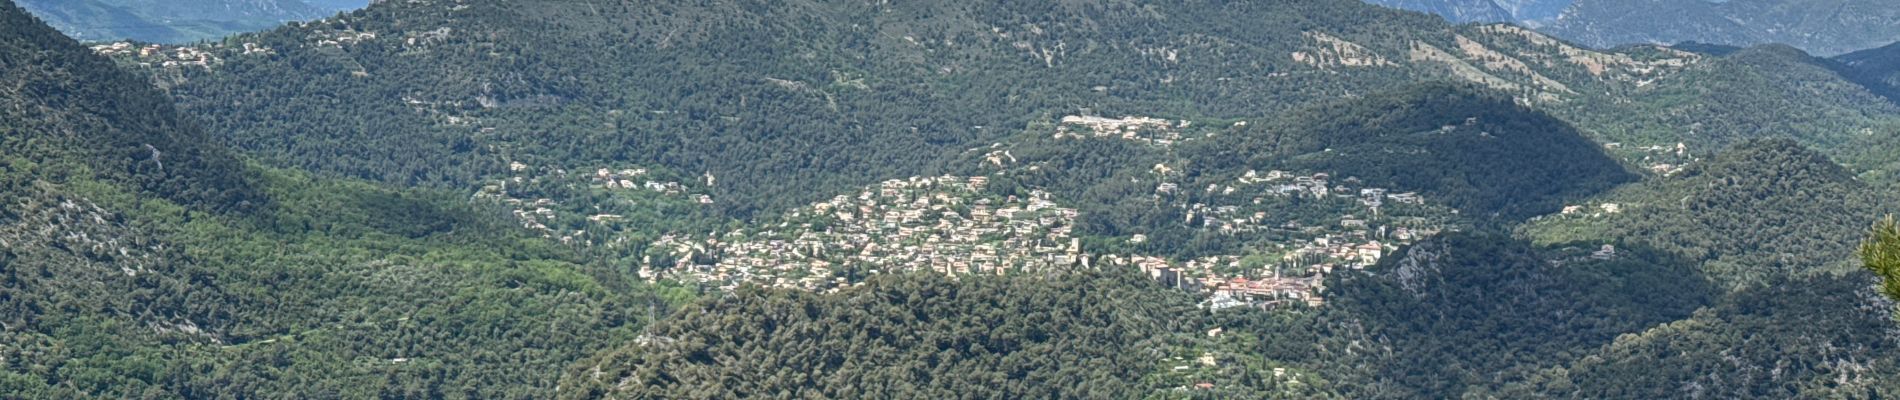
[632,168,1455,309]
[1054,115,1196,146]
[466,149,1454,310]
[312,30,379,48]
[1113,222,1434,310]
[460,152,1459,310]
[90,42,223,68]
[644,175,1087,291]
[475,163,703,243]
[1134,169,1456,309]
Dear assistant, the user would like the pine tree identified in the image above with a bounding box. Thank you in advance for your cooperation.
[1860,215,1900,304]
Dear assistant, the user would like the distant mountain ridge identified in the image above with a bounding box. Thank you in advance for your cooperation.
[148,0,1801,218]
[1837,41,1900,96]
[15,0,364,43]
[1546,0,1900,56]
[1361,0,1900,56]
[0,0,258,209]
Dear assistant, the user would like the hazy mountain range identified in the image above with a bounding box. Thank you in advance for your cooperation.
[15,0,368,43]
[1364,0,1900,56]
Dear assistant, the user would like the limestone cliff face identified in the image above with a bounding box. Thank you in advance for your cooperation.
[1392,238,1450,298]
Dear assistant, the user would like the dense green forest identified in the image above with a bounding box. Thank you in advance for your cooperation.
[147,0,1900,220]
[2,2,688,397]
[1868,217,1900,307]
[1522,139,1893,288]
[570,231,1897,398]
[161,0,1457,218]
[2,167,689,398]
[1308,234,1715,397]
[968,83,1632,260]
[1839,42,1900,100]
[1185,83,1634,220]
[1497,273,1900,398]
[562,268,1234,399]
[0,0,259,212]
[8,0,1900,398]
[1557,45,1900,175]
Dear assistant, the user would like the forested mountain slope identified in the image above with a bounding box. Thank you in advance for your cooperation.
[1312,234,1716,397]
[1186,84,1634,220]
[561,228,1899,399]
[1523,139,1892,288]
[941,83,1632,268]
[1,2,681,397]
[1838,42,1900,99]
[1498,273,1900,398]
[161,0,1482,218]
[554,86,1900,398]
[562,269,1254,399]
[1,3,258,211]
[143,0,1773,218]
[141,0,1900,223]
[1557,45,1900,172]
[7,0,1900,398]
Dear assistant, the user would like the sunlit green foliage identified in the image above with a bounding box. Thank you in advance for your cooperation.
[1862,215,1900,303]
[1,2,689,397]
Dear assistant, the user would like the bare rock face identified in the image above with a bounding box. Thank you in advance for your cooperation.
[1392,239,1449,298]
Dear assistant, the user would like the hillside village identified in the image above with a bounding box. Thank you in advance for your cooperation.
[75,30,1640,312]
[628,165,1460,309]
[1053,114,1249,147]
[85,20,429,72]
[612,110,1465,307]
[473,161,712,248]
[1130,168,1460,308]
[1603,140,1698,176]
[90,41,233,69]
[457,112,1455,307]
[644,175,1086,291]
